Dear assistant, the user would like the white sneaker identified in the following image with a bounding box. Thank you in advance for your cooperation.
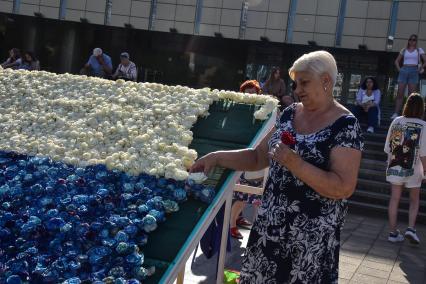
[391,113,398,120]
[405,228,420,244]
[388,230,405,243]
[367,126,374,133]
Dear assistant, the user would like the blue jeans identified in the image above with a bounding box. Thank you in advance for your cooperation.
[398,66,419,84]
[352,105,379,128]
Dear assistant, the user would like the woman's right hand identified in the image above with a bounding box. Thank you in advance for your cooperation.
[190,152,218,175]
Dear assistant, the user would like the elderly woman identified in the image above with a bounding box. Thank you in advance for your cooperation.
[191,51,363,283]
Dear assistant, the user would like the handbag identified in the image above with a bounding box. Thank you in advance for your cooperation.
[417,49,425,74]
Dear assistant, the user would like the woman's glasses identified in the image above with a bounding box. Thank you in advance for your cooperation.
[409,38,417,42]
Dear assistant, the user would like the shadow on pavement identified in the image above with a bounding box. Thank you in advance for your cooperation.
[189,237,246,284]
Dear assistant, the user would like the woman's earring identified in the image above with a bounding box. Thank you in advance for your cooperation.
[324,87,327,92]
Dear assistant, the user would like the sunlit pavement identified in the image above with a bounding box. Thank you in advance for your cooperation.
[178,206,426,284]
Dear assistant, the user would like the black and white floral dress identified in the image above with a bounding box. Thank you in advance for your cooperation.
[239,104,363,284]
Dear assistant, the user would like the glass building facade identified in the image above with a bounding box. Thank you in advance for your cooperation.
[1,0,425,103]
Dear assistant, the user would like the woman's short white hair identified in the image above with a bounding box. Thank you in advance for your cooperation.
[289,50,337,87]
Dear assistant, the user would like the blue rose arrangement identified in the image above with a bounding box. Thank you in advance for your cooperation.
[0,151,215,284]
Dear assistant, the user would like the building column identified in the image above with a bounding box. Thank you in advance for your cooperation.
[194,0,203,35]
[335,0,347,47]
[60,27,76,73]
[387,0,399,50]
[12,0,20,14]
[59,0,67,20]
[286,0,298,43]
[105,0,112,25]
[23,24,37,52]
[148,0,158,31]
[239,1,249,40]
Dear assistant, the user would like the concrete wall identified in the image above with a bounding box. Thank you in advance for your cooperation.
[1,0,426,52]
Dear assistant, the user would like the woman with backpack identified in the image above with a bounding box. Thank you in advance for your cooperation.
[392,34,426,120]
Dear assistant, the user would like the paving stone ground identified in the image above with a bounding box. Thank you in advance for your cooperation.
[178,206,426,284]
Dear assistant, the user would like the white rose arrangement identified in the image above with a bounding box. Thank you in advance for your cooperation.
[0,68,277,180]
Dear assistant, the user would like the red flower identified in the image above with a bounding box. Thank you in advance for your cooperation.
[281,131,296,146]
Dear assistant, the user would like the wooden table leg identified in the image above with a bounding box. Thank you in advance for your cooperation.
[216,189,233,284]
[177,269,185,284]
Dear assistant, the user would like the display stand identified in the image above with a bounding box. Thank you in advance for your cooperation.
[234,160,269,195]
[154,104,277,284]
[234,168,268,220]
[216,112,274,283]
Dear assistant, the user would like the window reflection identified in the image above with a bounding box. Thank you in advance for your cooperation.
[348,74,361,104]
[333,72,344,102]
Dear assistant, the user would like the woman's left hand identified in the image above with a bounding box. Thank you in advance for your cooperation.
[268,142,300,168]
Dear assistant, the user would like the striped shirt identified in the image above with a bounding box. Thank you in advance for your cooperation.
[113,61,137,81]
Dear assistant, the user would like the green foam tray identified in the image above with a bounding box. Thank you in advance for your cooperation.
[143,101,268,283]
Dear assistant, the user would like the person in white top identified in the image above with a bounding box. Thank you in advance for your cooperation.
[352,76,381,133]
[112,52,137,81]
[392,34,426,120]
[385,93,426,245]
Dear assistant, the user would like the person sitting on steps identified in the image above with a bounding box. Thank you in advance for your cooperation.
[351,76,381,133]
